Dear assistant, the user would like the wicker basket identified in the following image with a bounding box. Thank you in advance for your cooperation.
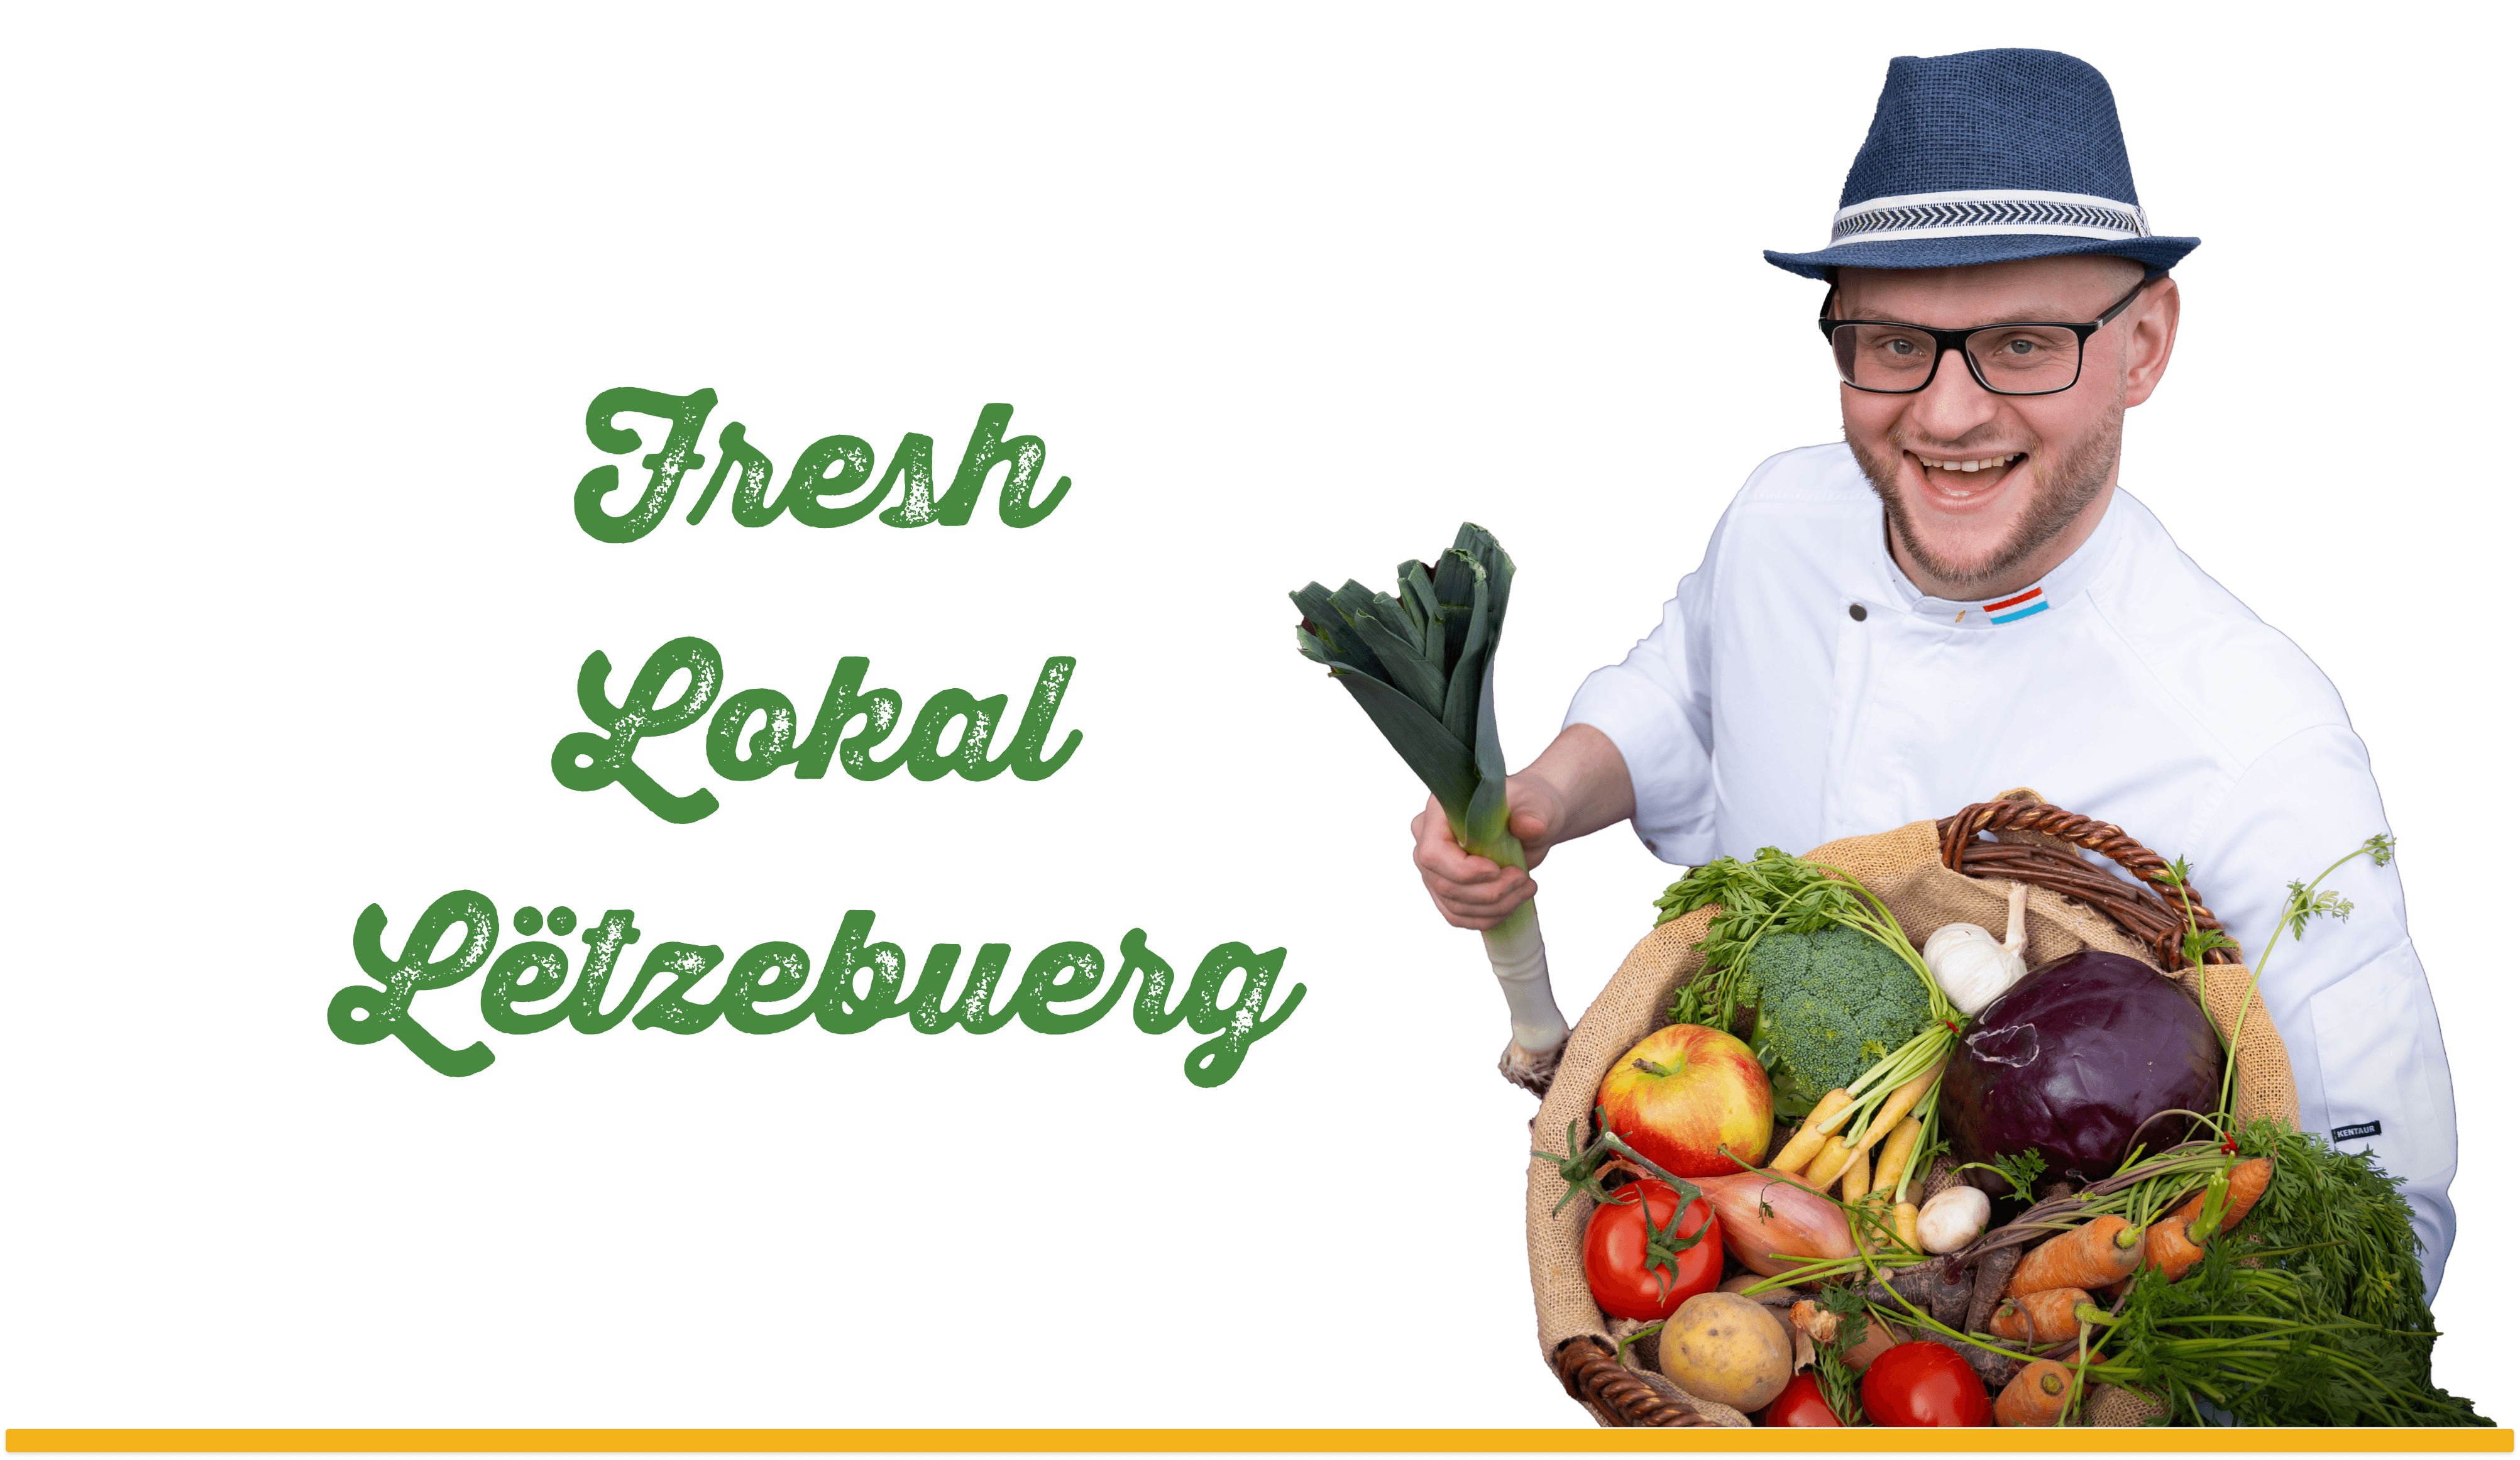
[1522,801,2278,1432]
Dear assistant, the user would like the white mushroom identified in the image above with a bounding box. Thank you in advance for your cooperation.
[1917,1185,1992,1254]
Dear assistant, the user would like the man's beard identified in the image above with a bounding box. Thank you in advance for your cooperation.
[1849,400,2122,598]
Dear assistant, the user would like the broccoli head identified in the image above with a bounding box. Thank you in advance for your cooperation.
[1742,926,1934,1117]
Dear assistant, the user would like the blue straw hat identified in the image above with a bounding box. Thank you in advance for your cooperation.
[1765,49,2198,280]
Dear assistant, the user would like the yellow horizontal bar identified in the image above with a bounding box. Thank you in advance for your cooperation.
[4,1430,2511,1454]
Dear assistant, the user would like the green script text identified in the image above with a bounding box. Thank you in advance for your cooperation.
[551,637,1080,823]
[328,891,1302,1088]
[576,391,1070,542]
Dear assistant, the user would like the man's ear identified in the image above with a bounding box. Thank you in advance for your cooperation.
[2121,275,2181,409]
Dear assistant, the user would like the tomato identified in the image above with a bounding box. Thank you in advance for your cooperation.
[1860,1341,1995,1427]
[1761,1372,1842,1427]
[1580,1179,1720,1321]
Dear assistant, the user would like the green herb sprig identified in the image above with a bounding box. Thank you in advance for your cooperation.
[1810,1283,1872,1425]
[1654,848,1879,1030]
[2216,835,2392,1114]
[1954,1148,2047,1204]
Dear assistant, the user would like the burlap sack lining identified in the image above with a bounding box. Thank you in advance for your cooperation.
[1524,811,2299,1427]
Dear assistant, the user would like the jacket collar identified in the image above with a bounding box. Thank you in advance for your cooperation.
[1876,490,2129,630]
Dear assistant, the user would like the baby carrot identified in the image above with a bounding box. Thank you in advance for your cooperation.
[1990,1287,2093,1344]
[1770,1090,1854,1174]
[2008,1215,2143,1296]
[1871,1117,1924,1199]
[1802,1134,1857,1190]
[1812,1060,1945,1189]
[1847,1060,1946,1157]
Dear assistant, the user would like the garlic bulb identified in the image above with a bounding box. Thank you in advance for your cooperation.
[1922,925,2024,1014]
[1923,881,2031,1015]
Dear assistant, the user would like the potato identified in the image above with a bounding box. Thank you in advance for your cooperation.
[1715,1276,1798,1354]
[1658,1291,1792,1412]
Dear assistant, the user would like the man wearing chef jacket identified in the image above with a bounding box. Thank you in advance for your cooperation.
[1412,48,2460,1298]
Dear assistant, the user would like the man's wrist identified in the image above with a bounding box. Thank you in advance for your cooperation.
[1524,722,1636,843]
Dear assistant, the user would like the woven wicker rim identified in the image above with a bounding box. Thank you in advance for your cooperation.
[1551,1337,1716,1427]
[1575,800,2225,1427]
[1936,799,2240,971]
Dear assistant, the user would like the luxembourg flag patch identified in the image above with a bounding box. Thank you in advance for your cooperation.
[1984,586,2049,623]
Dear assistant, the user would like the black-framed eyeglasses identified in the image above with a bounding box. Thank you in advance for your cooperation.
[1818,277,2154,396]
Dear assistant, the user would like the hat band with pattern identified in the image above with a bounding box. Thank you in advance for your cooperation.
[1830,189,2154,248]
[1764,49,2199,278]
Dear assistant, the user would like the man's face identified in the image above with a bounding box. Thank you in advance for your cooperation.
[1835,255,2177,599]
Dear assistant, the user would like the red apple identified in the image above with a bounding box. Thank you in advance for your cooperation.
[1596,1023,1774,1178]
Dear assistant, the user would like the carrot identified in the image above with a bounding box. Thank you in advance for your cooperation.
[2182,1156,2273,1241]
[1990,1287,2093,1344]
[1965,1243,2020,1336]
[1802,1134,1857,1190]
[1871,1117,1924,1198]
[2143,1216,2206,1282]
[1770,1090,1854,1173]
[2008,1215,2142,1296]
[2144,1157,2274,1282]
[1995,1361,2076,1427]
[1894,1200,1921,1251]
[1804,1063,1945,1189]
[1847,1060,1946,1156]
[1857,1194,1898,1256]
[1840,1141,1871,1204]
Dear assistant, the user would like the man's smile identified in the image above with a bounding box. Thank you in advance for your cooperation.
[1904,449,2030,507]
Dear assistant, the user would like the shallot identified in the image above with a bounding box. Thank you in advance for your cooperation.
[1693,1169,1857,1276]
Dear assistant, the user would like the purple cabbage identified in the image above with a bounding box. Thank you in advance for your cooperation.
[1938,950,2224,1190]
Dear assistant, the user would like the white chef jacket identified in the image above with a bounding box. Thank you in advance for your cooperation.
[1567,442,2458,1297]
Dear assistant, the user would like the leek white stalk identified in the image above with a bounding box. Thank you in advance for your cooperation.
[1485,902,1563,1050]
[1294,524,1570,1094]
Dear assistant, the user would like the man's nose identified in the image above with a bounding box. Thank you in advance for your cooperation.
[1903,344,2003,442]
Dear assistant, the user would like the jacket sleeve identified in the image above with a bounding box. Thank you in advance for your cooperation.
[1560,512,1725,866]
[2181,724,2458,1301]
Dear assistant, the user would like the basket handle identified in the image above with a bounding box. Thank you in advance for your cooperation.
[1549,1337,1718,1427]
[1936,800,2242,969]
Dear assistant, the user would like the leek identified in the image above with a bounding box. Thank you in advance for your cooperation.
[1292,522,1568,1093]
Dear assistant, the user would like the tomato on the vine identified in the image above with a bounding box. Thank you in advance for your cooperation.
[1761,1372,1842,1427]
[1580,1178,1720,1321]
[1860,1341,1994,1427]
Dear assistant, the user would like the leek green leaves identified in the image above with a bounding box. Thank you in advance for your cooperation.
[1292,523,1517,859]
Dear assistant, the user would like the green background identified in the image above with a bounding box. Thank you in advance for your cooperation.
[3,1,2507,1430]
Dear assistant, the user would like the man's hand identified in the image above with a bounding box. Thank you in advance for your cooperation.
[1410,723,1636,931]
[1412,786,1556,930]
